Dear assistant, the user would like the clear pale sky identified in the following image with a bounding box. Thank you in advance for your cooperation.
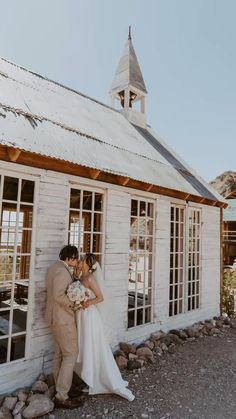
[0,0,235,181]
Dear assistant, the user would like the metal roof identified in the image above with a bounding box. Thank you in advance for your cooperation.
[0,57,224,204]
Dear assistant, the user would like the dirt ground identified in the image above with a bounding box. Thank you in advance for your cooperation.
[47,328,236,419]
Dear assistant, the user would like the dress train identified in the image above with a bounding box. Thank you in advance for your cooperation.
[75,302,134,401]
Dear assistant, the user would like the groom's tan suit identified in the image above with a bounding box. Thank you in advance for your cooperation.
[45,260,78,401]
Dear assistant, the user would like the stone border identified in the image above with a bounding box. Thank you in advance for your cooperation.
[0,315,234,418]
[115,315,233,371]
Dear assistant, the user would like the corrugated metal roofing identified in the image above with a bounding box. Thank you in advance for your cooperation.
[134,125,219,201]
[0,57,224,203]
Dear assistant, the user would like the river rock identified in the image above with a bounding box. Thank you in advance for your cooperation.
[0,407,12,419]
[116,355,128,369]
[136,347,154,363]
[168,333,184,345]
[22,394,54,418]
[12,401,25,415]
[17,391,28,402]
[3,397,17,411]
[31,380,48,393]
[150,331,166,341]
[144,340,155,350]
[119,342,136,354]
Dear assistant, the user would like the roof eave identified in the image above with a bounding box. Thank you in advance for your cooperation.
[0,144,227,209]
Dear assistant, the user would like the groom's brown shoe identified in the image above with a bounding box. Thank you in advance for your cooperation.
[54,396,84,409]
[68,385,84,398]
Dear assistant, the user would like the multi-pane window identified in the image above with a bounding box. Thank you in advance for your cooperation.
[0,175,35,364]
[169,204,201,316]
[128,198,154,328]
[169,205,185,316]
[187,209,201,311]
[68,188,104,263]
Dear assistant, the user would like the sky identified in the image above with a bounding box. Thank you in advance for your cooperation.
[0,0,235,181]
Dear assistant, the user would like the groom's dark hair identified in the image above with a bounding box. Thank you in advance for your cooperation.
[59,245,78,261]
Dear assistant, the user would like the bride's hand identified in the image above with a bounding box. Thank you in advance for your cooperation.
[81,300,91,309]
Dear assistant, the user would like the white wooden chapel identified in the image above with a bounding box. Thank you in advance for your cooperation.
[0,28,226,393]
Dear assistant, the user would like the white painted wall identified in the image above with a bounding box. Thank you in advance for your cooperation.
[0,162,221,394]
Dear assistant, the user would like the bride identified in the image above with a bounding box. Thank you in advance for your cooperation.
[74,253,135,402]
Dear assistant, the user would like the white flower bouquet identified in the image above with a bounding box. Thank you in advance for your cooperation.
[67,281,89,307]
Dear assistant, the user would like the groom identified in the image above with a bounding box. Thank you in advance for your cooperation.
[45,244,83,409]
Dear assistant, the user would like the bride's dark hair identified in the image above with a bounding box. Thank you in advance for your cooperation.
[84,253,97,273]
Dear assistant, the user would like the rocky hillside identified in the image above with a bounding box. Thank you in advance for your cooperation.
[210,171,236,198]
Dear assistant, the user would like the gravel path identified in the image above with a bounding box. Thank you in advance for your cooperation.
[48,328,236,419]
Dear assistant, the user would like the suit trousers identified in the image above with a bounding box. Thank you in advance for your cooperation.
[52,323,78,400]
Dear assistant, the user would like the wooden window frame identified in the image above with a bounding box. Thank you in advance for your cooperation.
[0,172,37,365]
[68,186,105,265]
[128,196,155,329]
[169,203,202,317]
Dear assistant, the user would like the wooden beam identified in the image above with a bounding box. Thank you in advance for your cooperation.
[0,145,226,209]
[121,177,130,186]
[115,176,130,186]
[88,168,101,180]
[146,184,153,192]
[7,147,21,162]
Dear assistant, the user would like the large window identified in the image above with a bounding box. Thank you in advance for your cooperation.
[68,188,104,263]
[128,198,154,328]
[0,175,35,364]
[169,205,185,316]
[169,204,201,316]
[187,208,201,311]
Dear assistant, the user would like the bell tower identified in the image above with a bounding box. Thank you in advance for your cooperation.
[110,27,147,127]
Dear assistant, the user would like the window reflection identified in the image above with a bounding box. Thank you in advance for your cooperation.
[12,308,27,334]
[69,189,104,261]
[70,189,81,209]
[169,205,185,317]
[0,338,8,364]
[21,180,34,203]
[3,177,18,201]
[10,335,26,361]
[94,193,103,212]
[83,191,93,211]
[128,199,154,328]
[0,311,10,336]
[0,175,34,364]
[14,280,28,304]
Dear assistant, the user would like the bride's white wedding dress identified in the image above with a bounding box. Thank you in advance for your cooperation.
[75,266,134,402]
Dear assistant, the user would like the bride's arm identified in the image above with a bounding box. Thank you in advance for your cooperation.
[82,275,104,308]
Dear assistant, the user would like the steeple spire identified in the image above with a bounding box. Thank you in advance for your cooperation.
[110,28,147,127]
[128,25,131,40]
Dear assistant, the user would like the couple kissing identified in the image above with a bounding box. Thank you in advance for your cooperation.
[45,245,134,410]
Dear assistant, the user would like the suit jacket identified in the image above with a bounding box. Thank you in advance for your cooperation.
[45,260,75,327]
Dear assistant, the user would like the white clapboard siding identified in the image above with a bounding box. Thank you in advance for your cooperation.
[104,189,130,342]
[0,358,43,395]
[31,173,69,362]
[0,164,222,394]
